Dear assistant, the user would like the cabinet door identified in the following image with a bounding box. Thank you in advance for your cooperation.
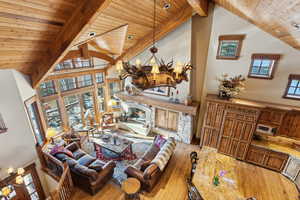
[264,151,289,172]
[246,145,267,166]
[218,117,235,155]
[155,108,168,129]
[279,111,300,139]
[167,111,178,132]
[283,156,300,180]
[202,127,219,148]
[204,102,225,128]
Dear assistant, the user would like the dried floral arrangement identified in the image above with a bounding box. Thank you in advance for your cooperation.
[218,74,246,99]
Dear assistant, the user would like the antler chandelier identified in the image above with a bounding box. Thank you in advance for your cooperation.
[116,0,192,90]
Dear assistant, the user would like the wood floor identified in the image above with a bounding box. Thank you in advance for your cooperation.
[72,143,299,200]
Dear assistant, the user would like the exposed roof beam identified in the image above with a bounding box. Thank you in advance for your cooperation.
[78,43,90,59]
[31,0,112,88]
[62,50,115,64]
[89,40,115,55]
[117,5,193,61]
[187,0,208,17]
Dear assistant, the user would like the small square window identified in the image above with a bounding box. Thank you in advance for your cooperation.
[284,74,300,100]
[216,35,245,60]
[248,54,280,79]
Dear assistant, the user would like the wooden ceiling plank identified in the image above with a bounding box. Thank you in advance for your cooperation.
[118,4,193,61]
[31,0,112,88]
[187,0,208,16]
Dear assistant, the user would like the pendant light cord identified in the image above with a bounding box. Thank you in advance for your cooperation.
[152,0,156,48]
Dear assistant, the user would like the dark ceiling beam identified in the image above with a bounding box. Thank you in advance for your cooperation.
[31,0,112,88]
[187,0,208,17]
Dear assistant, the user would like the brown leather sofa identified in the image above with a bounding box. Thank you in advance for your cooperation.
[125,139,174,192]
[54,142,116,195]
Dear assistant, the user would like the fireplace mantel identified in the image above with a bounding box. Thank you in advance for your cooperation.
[116,92,199,116]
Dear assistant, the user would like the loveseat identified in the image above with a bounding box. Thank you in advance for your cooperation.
[53,142,116,195]
[125,136,176,192]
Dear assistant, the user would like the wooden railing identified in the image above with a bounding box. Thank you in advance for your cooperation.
[36,143,64,181]
[50,163,74,200]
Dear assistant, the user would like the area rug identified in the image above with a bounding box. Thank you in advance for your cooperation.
[82,138,151,185]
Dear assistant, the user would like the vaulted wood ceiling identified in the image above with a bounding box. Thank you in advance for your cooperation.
[213,0,300,50]
[0,0,193,87]
[0,0,299,87]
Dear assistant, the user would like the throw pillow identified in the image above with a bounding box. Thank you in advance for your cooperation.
[154,135,167,149]
[50,145,64,155]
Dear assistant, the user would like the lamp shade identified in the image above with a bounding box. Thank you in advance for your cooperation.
[17,168,25,175]
[46,128,57,139]
[1,186,11,196]
[16,175,24,184]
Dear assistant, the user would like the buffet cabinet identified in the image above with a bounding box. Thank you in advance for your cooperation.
[201,99,260,160]
[246,145,289,172]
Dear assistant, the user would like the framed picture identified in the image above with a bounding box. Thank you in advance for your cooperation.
[144,87,170,96]
[216,35,245,60]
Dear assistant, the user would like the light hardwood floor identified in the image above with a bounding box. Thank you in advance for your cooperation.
[72,143,299,200]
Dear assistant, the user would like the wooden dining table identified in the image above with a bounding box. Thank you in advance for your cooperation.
[192,147,298,200]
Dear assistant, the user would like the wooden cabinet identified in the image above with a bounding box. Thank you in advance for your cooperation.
[258,108,286,126]
[201,101,225,148]
[246,145,289,172]
[155,108,178,132]
[283,156,300,181]
[217,105,259,160]
[279,111,300,139]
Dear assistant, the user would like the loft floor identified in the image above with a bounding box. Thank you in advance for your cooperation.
[71,143,298,200]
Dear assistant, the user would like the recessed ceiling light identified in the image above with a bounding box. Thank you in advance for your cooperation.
[88,32,96,37]
[127,35,134,40]
[163,2,171,10]
[292,22,300,30]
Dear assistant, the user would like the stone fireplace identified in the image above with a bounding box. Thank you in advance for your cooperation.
[117,93,199,144]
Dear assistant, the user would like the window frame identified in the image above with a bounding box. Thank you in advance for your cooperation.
[248,54,281,80]
[216,34,245,60]
[283,74,300,100]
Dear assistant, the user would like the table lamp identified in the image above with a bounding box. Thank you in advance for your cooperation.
[46,128,57,144]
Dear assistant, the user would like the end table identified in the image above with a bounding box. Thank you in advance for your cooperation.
[121,178,141,200]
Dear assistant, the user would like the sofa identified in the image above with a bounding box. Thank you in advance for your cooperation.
[53,142,116,195]
[125,136,176,192]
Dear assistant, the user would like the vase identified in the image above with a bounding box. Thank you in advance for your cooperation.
[218,90,231,100]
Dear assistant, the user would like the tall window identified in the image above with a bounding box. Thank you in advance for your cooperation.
[82,92,95,126]
[60,78,76,92]
[109,82,121,109]
[95,73,104,84]
[248,54,280,79]
[284,74,300,100]
[39,81,56,97]
[25,98,45,146]
[42,100,62,131]
[55,60,73,71]
[77,74,93,88]
[97,87,106,112]
[64,95,82,128]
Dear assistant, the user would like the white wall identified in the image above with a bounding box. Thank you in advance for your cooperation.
[0,70,53,196]
[204,5,300,107]
[129,19,192,103]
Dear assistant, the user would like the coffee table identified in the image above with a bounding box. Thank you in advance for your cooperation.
[93,133,137,161]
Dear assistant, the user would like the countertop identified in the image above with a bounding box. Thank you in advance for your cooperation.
[206,94,300,111]
[251,139,300,158]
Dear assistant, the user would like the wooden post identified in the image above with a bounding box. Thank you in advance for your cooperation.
[54,80,69,131]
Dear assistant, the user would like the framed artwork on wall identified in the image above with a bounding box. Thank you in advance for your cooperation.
[144,87,170,96]
[216,34,245,60]
[0,113,7,134]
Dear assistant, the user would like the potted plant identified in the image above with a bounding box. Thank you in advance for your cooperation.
[218,74,245,100]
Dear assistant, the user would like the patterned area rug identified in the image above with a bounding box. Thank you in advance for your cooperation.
[82,138,151,185]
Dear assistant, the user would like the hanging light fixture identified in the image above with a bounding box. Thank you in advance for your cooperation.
[117,0,192,90]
